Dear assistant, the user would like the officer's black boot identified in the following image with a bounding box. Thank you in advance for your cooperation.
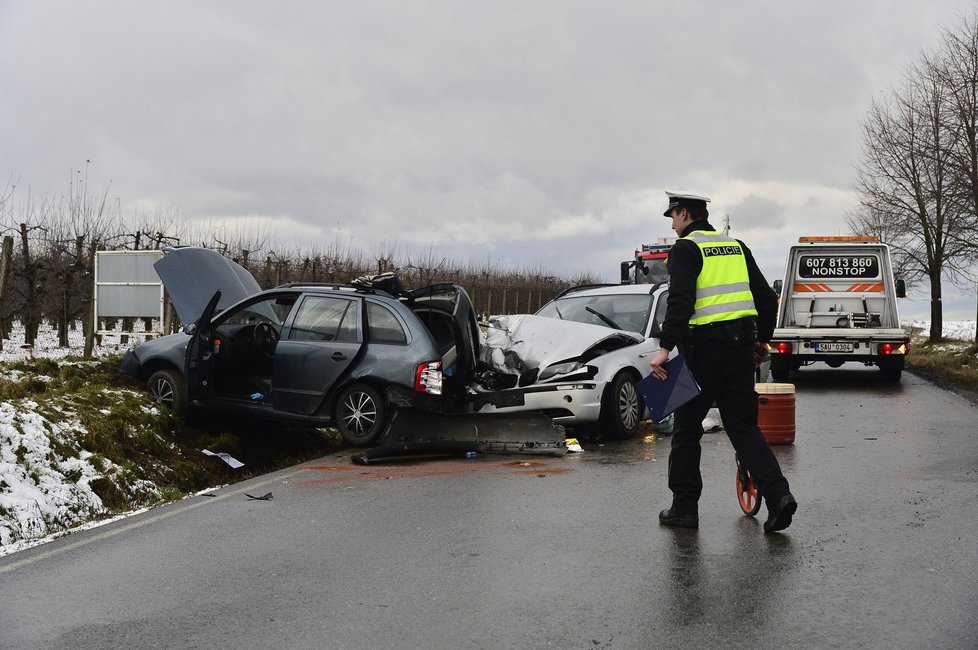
[658,508,699,529]
[763,492,797,533]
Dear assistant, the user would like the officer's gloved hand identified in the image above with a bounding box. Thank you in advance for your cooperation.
[754,342,771,366]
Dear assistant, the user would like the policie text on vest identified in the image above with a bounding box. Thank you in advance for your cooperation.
[701,245,743,257]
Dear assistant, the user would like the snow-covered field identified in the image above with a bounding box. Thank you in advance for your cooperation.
[0,318,974,556]
[905,320,976,342]
[0,320,151,362]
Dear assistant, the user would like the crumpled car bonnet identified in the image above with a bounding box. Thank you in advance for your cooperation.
[482,314,643,377]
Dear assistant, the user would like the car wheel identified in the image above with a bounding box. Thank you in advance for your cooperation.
[147,368,187,416]
[600,372,641,440]
[335,384,387,446]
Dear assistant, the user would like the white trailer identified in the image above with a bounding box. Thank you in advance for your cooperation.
[768,236,911,381]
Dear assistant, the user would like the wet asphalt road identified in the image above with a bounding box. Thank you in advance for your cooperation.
[2,368,977,649]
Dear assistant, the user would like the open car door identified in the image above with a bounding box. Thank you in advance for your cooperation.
[185,290,223,402]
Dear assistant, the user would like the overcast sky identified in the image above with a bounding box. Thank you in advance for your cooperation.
[2,1,977,319]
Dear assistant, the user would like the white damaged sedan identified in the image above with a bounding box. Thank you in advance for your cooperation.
[471,283,669,440]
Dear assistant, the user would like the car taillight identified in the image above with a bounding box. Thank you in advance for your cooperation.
[415,361,443,395]
[770,342,792,354]
[878,342,907,355]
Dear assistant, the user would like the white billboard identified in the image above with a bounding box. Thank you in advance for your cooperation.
[94,250,164,335]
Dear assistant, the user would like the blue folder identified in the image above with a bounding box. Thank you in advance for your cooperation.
[636,355,702,422]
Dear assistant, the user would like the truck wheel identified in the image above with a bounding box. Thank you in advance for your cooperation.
[878,358,904,382]
[335,383,387,446]
[770,358,791,382]
[147,369,187,416]
[600,373,641,440]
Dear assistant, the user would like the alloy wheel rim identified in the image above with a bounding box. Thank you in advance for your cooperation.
[618,381,639,429]
[151,379,174,407]
[342,391,377,435]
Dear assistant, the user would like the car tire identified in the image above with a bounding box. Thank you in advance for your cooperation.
[335,383,387,446]
[147,368,188,416]
[600,372,641,440]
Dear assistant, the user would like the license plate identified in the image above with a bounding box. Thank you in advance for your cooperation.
[815,342,853,353]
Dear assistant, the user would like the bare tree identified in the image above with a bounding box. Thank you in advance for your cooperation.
[935,11,978,337]
[849,57,976,341]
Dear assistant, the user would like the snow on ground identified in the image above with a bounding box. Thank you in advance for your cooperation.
[1,321,152,555]
[0,320,150,362]
[904,320,976,342]
[0,318,974,555]
[1,401,117,546]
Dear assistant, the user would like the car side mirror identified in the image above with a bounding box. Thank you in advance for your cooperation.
[895,278,906,298]
[773,279,783,295]
[650,321,662,338]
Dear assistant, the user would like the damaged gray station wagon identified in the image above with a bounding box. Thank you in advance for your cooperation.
[122,247,670,446]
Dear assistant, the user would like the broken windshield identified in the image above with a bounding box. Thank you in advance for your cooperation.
[536,294,654,335]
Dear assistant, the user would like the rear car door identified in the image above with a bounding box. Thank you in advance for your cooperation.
[272,294,363,415]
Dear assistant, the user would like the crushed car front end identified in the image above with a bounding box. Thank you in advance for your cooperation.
[470,314,656,431]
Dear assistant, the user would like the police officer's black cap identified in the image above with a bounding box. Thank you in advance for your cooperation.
[663,191,711,217]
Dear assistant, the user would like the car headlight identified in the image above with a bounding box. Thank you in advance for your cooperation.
[538,361,583,381]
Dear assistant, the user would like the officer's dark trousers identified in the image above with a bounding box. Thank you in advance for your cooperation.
[669,338,790,514]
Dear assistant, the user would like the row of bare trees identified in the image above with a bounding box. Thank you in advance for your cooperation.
[849,12,978,341]
[0,176,598,354]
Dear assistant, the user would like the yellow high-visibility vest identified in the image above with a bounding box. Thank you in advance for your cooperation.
[682,230,758,326]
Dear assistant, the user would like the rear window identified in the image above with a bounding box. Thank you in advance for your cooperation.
[798,255,880,279]
[367,302,407,344]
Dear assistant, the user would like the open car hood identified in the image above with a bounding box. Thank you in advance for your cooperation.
[154,246,262,325]
[483,314,643,378]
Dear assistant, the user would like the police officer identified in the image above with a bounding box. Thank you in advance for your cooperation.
[649,191,797,533]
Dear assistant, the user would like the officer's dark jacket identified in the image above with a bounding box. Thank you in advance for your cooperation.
[659,220,778,351]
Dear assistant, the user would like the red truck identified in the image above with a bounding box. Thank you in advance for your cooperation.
[620,242,673,285]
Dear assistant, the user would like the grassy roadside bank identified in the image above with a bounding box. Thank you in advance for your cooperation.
[905,333,978,402]
[0,355,343,548]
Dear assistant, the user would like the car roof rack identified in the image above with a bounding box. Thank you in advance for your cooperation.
[271,282,391,297]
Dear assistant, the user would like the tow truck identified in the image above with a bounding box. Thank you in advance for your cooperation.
[620,240,674,284]
[768,236,910,381]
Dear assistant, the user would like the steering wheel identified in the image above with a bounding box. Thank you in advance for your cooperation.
[253,322,280,357]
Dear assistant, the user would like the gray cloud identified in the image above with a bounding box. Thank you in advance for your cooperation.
[2,0,975,319]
